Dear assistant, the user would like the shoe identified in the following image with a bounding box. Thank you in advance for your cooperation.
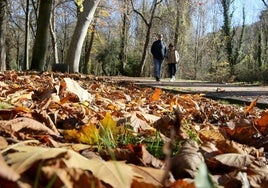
[170,76,175,82]
[156,77,160,82]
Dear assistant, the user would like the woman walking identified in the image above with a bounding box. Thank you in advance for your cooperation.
[166,43,179,82]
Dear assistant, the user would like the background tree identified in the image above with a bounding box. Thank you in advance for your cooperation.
[118,0,131,75]
[0,0,7,71]
[262,0,268,7]
[30,0,53,71]
[49,0,60,65]
[1,0,267,83]
[66,0,101,73]
[131,0,163,76]
[23,0,30,70]
[219,0,245,76]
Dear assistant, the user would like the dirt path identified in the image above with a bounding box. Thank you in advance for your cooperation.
[110,77,268,108]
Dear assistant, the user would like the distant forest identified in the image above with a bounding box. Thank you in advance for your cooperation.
[0,0,268,83]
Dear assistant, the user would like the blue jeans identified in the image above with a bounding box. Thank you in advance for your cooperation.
[153,58,163,80]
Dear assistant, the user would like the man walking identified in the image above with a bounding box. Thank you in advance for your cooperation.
[151,34,167,82]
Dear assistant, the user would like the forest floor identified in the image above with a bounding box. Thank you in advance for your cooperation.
[110,76,268,109]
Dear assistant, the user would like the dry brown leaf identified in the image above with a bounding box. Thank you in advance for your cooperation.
[131,165,167,187]
[42,167,105,188]
[0,106,31,120]
[171,140,204,180]
[0,136,8,149]
[64,78,94,102]
[199,129,226,142]
[130,112,156,133]
[0,117,60,138]
[6,145,134,188]
[222,118,258,145]
[213,153,253,168]
[140,144,164,168]
[0,154,20,182]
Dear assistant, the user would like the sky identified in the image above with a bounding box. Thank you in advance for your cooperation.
[232,0,266,25]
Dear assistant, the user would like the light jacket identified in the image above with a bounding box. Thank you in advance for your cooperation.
[166,49,180,64]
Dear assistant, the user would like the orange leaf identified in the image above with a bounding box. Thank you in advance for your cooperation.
[244,97,259,114]
[169,179,195,188]
[255,110,268,127]
[150,88,162,101]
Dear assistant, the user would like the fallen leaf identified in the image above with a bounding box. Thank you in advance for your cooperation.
[0,117,60,138]
[0,154,20,182]
[64,78,94,102]
[62,123,99,144]
[171,140,204,180]
[244,97,259,115]
[255,110,268,126]
[6,145,134,188]
[150,88,162,101]
[213,153,252,168]
[100,112,118,134]
[42,167,104,188]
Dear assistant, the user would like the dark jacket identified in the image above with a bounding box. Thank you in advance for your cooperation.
[151,40,167,60]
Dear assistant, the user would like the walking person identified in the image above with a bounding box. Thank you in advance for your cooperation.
[151,34,167,82]
[166,43,179,82]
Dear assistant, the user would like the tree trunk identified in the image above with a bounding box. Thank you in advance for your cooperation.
[49,0,59,65]
[30,0,53,71]
[131,0,163,76]
[66,0,101,73]
[119,0,130,75]
[83,9,100,74]
[220,0,244,76]
[23,0,30,70]
[0,0,7,71]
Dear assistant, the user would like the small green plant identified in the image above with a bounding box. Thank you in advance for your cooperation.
[181,121,200,143]
[145,131,165,159]
[0,102,12,109]
[217,100,230,105]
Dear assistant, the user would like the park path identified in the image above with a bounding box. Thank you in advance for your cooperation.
[110,77,268,108]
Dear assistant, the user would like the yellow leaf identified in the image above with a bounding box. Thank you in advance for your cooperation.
[63,123,99,144]
[100,112,118,134]
[75,0,84,12]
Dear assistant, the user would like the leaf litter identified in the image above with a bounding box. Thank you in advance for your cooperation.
[0,71,268,187]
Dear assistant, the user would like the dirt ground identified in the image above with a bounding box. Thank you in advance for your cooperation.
[110,77,268,109]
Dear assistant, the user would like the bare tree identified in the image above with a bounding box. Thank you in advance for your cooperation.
[30,0,53,71]
[0,0,7,71]
[131,0,163,76]
[49,0,59,65]
[262,0,268,7]
[83,10,99,74]
[66,0,101,73]
[23,0,30,70]
[118,0,131,75]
